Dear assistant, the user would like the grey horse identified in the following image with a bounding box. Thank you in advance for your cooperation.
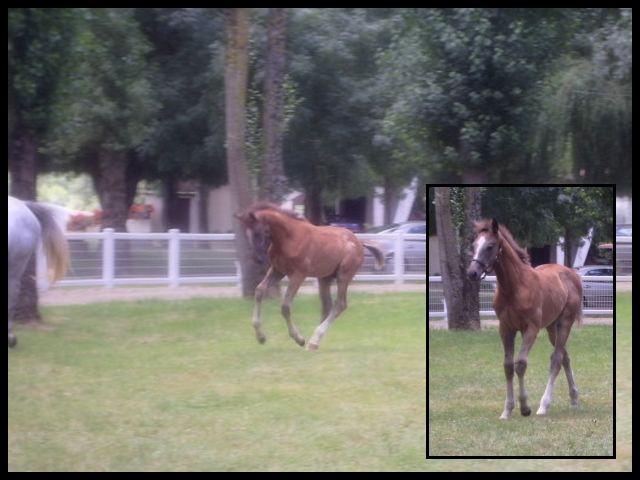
[8,196,69,347]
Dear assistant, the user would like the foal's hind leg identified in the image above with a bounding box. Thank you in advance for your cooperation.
[308,272,352,351]
[539,321,578,415]
[546,325,579,406]
[318,276,333,322]
[537,318,575,415]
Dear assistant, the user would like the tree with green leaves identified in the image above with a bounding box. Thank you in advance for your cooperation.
[388,9,577,183]
[46,8,159,232]
[135,8,228,230]
[8,8,78,324]
[531,9,631,192]
[9,8,78,200]
[285,9,399,224]
[481,186,614,267]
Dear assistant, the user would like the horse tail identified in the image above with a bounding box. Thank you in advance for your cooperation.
[362,241,385,270]
[25,202,70,282]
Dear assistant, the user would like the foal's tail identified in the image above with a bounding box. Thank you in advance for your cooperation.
[362,241,385,270]
[25,202,70,282]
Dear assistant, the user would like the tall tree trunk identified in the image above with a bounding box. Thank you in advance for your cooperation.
[305,182,325,225]
[260,7,288,203]
[383,175,397,225]
[224,8,261,297]
[93,151,132,277]
[199,182,210,233]
[9,125,42,324]
[435,187,480,330]
[564,228,575,268]
[257,8,288,298]
[9,126,37,201]
[94,151,129,232]
[461,187,481,330]
[459,137,487,184]
[461,169,488,184]
[163,178,180,230]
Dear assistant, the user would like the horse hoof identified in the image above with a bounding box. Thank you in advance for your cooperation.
[536,408,547,416]
[521,406,531,417]
[307,343,319,351]
[8,335,17,348]
[256,334,267,344]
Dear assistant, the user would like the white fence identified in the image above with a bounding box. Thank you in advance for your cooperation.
[616,236,632,275]
[38,230,426,290]
[429,275,616,318]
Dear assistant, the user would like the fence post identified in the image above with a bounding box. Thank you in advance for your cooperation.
[103,228,115,289]
[168,229,180,287]
[443,297,448,322]
[234,261,242,290]
[394,232,405,284]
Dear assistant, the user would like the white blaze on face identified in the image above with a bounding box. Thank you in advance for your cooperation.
[473,234,486,261]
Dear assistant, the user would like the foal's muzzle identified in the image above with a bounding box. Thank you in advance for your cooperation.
[467,258,489,281]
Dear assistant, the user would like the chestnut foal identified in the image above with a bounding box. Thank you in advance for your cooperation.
[236,202,384,350]
[467,219,582,419]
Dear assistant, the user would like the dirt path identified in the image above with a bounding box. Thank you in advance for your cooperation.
[40,283,426,306]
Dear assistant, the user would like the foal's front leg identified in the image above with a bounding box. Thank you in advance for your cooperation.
[515,327,539,417]
[500,327,516,420]
[253,267,284,344]
[281,272,306,347]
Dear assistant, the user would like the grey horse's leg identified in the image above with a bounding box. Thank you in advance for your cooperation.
[8,253,31,348]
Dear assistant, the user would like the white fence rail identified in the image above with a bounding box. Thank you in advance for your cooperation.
[37,230,426,290]
[429,275,616,318]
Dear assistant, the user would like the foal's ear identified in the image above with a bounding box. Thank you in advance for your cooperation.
[491,218,499,234]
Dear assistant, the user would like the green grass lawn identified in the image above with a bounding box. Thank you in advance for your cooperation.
[7,291,631,471]
[427,292,631,471]
[8,292,426,472]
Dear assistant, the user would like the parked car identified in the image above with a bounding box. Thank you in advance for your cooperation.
[364,221,426,273]
[329,221,363,233]
[575,265,614,309]
[616,224,632,237]
[614,227,633,275]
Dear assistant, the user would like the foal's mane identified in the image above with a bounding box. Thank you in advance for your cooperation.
[248,201,309,223]
[476,219,531,265]
[499,224,531,266]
